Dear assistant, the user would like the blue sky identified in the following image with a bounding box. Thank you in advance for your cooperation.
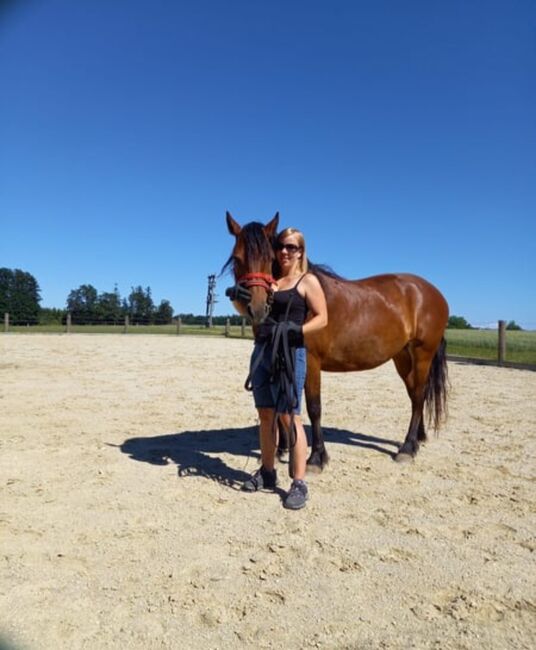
[1,0,535,327]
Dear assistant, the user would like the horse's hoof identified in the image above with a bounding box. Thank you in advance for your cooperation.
[306,450,328,473]
[394,451,414,464]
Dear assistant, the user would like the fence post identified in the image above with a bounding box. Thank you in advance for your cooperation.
[66,312,72,334]
[241,317,246,338]
[4,312,8,333]
[225,318,230,337]
[176,317,181,335]
[124,315,129,334]
[498,320,506,365]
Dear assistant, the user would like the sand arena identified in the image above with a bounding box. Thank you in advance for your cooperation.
[1,334,535,649]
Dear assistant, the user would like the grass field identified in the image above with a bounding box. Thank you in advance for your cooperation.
[6,324,536,366]
[445,328,536,365]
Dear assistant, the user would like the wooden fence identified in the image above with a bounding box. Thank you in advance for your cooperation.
[3,313,249,338]
[3,313,535,369]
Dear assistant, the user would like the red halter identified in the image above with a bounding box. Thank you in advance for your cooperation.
[237,272,276,292]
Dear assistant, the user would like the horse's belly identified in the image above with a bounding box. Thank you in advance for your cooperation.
[321,357,387,372]
[317,335,404,372]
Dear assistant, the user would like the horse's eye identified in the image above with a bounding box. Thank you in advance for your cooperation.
[232,255,245,273]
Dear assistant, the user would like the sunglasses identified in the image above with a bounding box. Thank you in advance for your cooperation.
[275,242,302,254]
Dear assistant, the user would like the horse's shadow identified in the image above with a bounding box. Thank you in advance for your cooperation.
[118,427,400,487]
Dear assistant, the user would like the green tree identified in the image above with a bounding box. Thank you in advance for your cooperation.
[127,286,154,324]
[0,268,13,315]
[154,299,173,324]
[0,267,41,323]
[96,286,124,323]
[506,320,522,331]
[177,313,205,325]
[212,314,244,326]
[66,284,99,324]
[447,315,472,329]
[39,307,66,325]
[12,270,41,322]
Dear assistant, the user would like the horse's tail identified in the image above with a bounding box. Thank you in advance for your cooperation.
[425,337,449,432]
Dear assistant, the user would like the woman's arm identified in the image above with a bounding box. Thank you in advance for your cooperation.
[300,274,328,335]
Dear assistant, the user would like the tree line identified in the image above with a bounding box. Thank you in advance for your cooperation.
[1,267,523,330]
[0,268,176,324]
[0,267,243,326]
[64,284,174,324]
[448,315,522,331]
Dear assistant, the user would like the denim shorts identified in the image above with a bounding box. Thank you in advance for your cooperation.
[250,343,307,414]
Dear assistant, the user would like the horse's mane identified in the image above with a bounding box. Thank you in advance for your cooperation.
[220,221,274,276]
[221,220,346,281]
[308,262,346,281]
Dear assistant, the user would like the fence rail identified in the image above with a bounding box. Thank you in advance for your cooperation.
[3,314,536,369]
[3,313,252,339]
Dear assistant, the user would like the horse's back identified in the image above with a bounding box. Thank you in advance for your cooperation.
[308,271,448,371]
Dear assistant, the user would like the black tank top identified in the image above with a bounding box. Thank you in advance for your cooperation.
[270,285,308,325]
[254,275,308,345]
[271,273,308,324]
[255,275,308,345]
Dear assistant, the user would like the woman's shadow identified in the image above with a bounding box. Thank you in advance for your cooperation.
[119,426,259,489]
[118,427,399,488]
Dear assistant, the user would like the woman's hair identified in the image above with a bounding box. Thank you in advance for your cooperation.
[274,227,309,275]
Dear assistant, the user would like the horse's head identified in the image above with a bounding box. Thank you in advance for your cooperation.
[224,211,279,325]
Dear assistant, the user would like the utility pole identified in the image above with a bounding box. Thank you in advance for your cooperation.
[206,274,217,328]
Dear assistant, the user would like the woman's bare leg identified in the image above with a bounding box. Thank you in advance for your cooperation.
[258,407,277,470]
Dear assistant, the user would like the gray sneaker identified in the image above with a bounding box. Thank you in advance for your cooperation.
[242,466,277,492]
[283,480,308,510]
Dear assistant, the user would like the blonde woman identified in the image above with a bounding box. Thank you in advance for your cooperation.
[243,228,328,510]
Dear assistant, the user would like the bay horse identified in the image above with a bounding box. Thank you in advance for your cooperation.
[224,212,449,467]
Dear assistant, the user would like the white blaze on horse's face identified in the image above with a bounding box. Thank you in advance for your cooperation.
[226,211,279,326]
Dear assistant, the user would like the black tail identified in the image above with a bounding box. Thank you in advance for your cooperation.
[425,337,449,431]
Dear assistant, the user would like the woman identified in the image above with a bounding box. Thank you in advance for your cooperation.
[242,227,328,510]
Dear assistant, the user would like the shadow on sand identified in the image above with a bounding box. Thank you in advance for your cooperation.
[118,426,400,487]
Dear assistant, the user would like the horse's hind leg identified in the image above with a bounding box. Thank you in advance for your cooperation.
[392,344,434,462]
[305,355,329,471]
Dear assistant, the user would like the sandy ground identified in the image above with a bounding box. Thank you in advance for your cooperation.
[1,334,535,650]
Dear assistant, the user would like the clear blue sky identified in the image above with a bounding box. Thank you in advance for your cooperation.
[1,0,535,328]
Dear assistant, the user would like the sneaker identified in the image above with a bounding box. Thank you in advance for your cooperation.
[283,480,308,510]
[242,466,277,492]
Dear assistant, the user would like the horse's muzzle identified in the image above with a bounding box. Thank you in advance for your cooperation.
[247,300,271,325]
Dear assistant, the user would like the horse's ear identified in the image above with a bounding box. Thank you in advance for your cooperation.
[264,212,279,238]
[226,211,241,236]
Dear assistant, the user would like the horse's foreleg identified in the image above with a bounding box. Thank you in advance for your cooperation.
[276,418,289,459]
[305,355,329,471]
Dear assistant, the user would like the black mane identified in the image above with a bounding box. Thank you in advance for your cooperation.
[308,262,346,281]
[220,221,274,276]
[221,221,345,281]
